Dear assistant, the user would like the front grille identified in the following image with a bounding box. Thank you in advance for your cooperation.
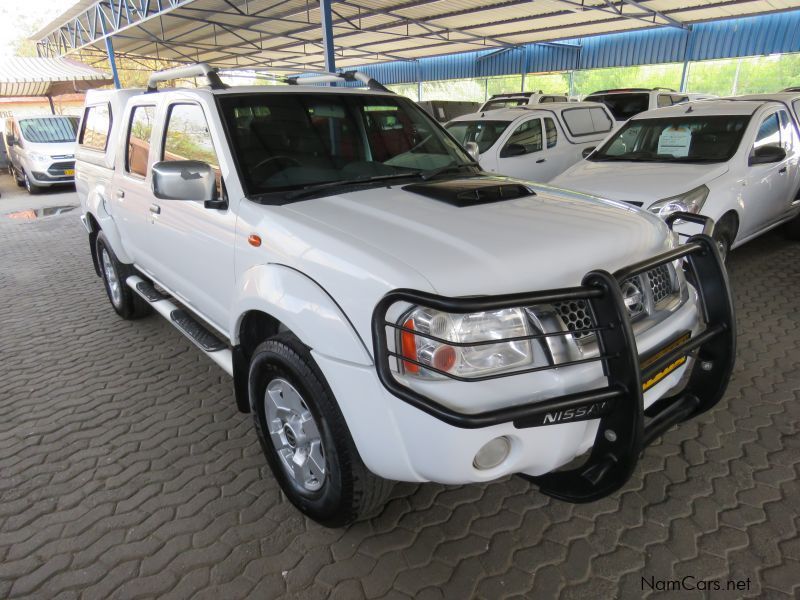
[554,264,678,341]
[47,161,75,176]
[553,299,595,340]
[647,264,673,304]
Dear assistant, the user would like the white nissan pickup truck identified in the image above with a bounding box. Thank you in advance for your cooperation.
[76,64,735,527]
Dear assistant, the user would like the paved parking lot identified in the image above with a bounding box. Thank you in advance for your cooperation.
[1,174,798,599]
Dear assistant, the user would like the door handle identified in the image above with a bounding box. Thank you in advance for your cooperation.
[779,166,787,174]
[116,190,125,198]
[536,158,546,164]
[149,204,161,215]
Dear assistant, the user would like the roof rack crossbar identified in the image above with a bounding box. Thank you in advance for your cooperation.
[146,62,226,92]
[285,70,390,92]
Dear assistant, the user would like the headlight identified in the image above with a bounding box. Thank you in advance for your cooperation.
[28,152,49,163]
[397,307,534,379]
[648,185,709,219]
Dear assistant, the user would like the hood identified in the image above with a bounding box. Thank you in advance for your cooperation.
[551,161,729,207]
[23,140,76,157]
[282,176,674,299]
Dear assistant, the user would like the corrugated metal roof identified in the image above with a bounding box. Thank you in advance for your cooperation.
[32,0,800,73]
[0,57,112,97]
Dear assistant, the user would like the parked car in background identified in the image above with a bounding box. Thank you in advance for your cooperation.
[735,91,800,127]
[418,100,480,123]
[478,91,569,112]
[3,114,79,193]
[551,99,800,258]
[446,102,616,182]
[76,64,735,527]
[584,88,716,122]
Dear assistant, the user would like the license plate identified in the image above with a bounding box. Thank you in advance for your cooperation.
[641,332,691,392]
[64,169,75,176]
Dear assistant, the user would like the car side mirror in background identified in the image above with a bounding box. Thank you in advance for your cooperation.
[749,145,786,165]
[464,141,480,162]
[499,143,527,158]
[152,160,218,205]
[582,146,596,159]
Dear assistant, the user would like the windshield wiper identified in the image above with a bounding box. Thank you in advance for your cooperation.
[283,173,416,201]
[419,162,480,180]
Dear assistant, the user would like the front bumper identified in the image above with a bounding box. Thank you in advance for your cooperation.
[29,160,75,185]
[370,222,735,502]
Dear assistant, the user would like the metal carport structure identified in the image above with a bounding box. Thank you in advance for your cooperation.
[31,0,800,81]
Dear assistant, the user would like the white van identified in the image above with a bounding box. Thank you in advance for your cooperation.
[4,115,79,193]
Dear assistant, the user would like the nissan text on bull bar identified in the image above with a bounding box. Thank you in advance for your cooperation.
[75,63,735,526]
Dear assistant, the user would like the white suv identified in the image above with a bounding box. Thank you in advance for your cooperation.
[76,64,735,526]
[552,99,800,259]
[584,88,716,122]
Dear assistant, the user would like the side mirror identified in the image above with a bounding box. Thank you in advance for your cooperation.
[582,146,596,159]
[464,141,480,162]
[500,143,527,158]
[749,145,786,165]
[152,160,217,204]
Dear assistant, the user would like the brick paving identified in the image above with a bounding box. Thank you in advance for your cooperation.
[0,191,798,598]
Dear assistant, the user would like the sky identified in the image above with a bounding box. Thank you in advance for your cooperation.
[0,0,73,57]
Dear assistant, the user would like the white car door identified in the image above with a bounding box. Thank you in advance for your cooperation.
[111,102,159,266]
[147,101,236,330]
[740,108,797,237]
[495,117,553,182]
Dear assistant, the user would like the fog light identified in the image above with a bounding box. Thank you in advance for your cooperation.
[473,436,511,470]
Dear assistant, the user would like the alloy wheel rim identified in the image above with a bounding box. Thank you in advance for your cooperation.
[264,378,326,492]
[101,248,122,307]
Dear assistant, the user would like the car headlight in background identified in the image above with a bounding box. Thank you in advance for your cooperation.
[648,185,709,219]
[398,307,534,379]
[28,152,49,163]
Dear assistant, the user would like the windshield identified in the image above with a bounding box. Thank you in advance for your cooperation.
[219,93,473,197]
[481,98,528,111]
[18,117,78,144]
[590,115,750,163]
[585,93,649,121]
[445,120,510,153]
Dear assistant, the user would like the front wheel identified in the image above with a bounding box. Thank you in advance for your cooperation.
[249,333,392,527]
[712,215,737,263]
[23,171,41,194]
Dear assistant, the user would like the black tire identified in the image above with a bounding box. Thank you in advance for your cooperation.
[785,212,800,241]
[712,214,737,263]
[22,171,41,194]
[249,333,393,527]
[95,231,150,319]
[14,168,25,187]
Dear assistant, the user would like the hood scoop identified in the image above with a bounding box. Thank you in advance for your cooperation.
[403,177,535,207]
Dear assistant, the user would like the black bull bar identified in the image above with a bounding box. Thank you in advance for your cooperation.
[370,215,735,503]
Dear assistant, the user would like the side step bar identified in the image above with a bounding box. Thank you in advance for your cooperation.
[126,275,233,376]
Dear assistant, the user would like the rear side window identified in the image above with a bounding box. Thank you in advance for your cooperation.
[544,118,557,148]
[163,104,221,195]
[657,94,672,108]
[125,105,156,178]
[561,107,614,137]
[79,104,111,151]
[585,93,649,121]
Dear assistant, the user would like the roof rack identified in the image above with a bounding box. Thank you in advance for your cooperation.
[285,70,390,92]
[589,87,676,94]
[488,91,534,99]
[782,86,800,92]
[146,63,226,92]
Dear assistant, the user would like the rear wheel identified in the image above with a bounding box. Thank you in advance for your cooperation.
[249,333,392,527]
[95,231,150,319]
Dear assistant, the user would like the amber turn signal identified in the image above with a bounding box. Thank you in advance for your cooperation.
[248,234,262,247]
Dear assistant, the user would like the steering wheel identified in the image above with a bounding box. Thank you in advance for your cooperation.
[251,155,302,180]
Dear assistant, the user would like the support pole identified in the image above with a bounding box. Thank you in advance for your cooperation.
[679,26,693,92]
[319,0,336,75]
[47,96,55,115]
[104,36,121,89]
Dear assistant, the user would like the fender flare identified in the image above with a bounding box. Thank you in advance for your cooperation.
[231,263,373,366]
[84,185,134,265]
